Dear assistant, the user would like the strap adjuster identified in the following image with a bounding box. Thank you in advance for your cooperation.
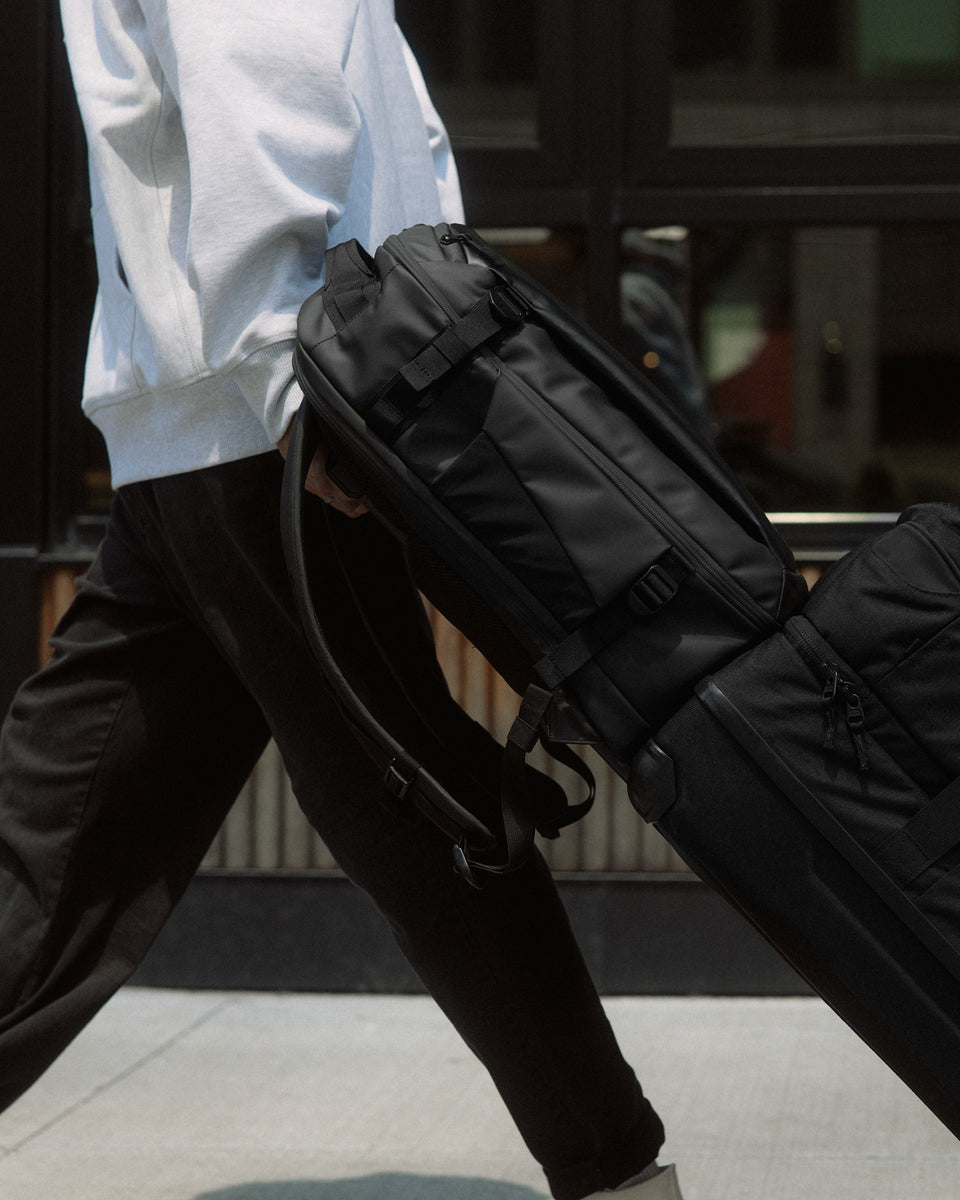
[384,759,416,800]
[488,284,529,325]
[628,552,689,617]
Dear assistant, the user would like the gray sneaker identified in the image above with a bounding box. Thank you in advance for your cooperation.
[585,1164,685,1200]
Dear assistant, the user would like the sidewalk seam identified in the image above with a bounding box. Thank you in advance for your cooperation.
[0,996,237,1160]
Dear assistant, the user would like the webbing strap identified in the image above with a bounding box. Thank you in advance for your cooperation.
[399,286,527,393]
[490,685,595,877]
[873,775,960,885]
[536,551,690,688]
[364,286,527,442]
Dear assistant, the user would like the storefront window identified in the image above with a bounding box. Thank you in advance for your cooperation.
[621,222,960,512]
[671,0,960,146]
[396,0,539,148]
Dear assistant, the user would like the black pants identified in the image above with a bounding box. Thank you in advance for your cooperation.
[0,452,664,1199]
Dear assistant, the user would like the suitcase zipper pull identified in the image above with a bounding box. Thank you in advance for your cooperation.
[821,670,839,750]
[788,621,870,770]
[820,674,869,770]
[842,688,870,771]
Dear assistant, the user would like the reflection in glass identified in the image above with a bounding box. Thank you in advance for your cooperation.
[620,228,711,440]
[671,0,960,146]
[621,223,960,512]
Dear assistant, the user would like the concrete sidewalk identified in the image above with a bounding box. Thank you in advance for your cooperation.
[2,989,958,1200]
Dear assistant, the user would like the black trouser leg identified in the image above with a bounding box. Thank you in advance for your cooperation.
[0,506,270,1109]
[0,454,664,1198]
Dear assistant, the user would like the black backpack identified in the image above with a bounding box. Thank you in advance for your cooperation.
[281,223,807,883]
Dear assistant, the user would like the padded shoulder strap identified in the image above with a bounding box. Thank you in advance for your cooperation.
[280,401,591,885]
[280,404,495,859]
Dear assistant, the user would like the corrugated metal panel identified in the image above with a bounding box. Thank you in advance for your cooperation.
[203,739,337,871]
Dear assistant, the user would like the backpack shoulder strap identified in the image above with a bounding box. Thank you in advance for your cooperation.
[280,401,592,885]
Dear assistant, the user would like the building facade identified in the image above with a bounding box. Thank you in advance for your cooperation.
[3,0,960,990]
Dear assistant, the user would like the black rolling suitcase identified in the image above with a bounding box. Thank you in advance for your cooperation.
[281,222,807,883]
[631,503,960,1138]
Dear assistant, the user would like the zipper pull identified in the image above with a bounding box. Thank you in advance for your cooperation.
[843,690,870,771]
[820,670,839,750]
[439,227,506,269]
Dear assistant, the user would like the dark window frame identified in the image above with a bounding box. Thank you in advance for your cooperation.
[624,0,960,191]
[10,0,960,560]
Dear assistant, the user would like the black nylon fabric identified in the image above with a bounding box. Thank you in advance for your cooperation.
[628,503,960,1140]
[690,507,960,946]
[291,223,808,793]
[631,690,960,1142]
[804,503,960,775]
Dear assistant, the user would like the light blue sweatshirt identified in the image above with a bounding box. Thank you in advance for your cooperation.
[59,0,463,487]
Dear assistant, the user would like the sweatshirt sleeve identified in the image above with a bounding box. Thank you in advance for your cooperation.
[396,25,465,227]
[136,0,363,440]
[65,0,461,460]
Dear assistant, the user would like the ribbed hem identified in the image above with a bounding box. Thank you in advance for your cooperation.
[84,340,302,488]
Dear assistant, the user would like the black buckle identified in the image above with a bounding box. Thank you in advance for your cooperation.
[384,759,416,800]
[628,553,687,616]
[489,285,529,325]
[452,841,484,890]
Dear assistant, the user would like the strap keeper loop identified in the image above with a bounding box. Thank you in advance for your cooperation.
[508,684,555,753]
[384,758,417,800]
[628,552,689,617]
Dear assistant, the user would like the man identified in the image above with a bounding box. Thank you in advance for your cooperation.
[0,3,685,1197]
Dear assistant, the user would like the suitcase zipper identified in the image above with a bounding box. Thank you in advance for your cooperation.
[787,619,870,770]
[388,229,777,637]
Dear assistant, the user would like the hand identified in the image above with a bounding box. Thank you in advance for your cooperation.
[277,425,369,519]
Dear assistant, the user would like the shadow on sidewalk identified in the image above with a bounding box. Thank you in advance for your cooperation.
[192,1175,546,1200]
